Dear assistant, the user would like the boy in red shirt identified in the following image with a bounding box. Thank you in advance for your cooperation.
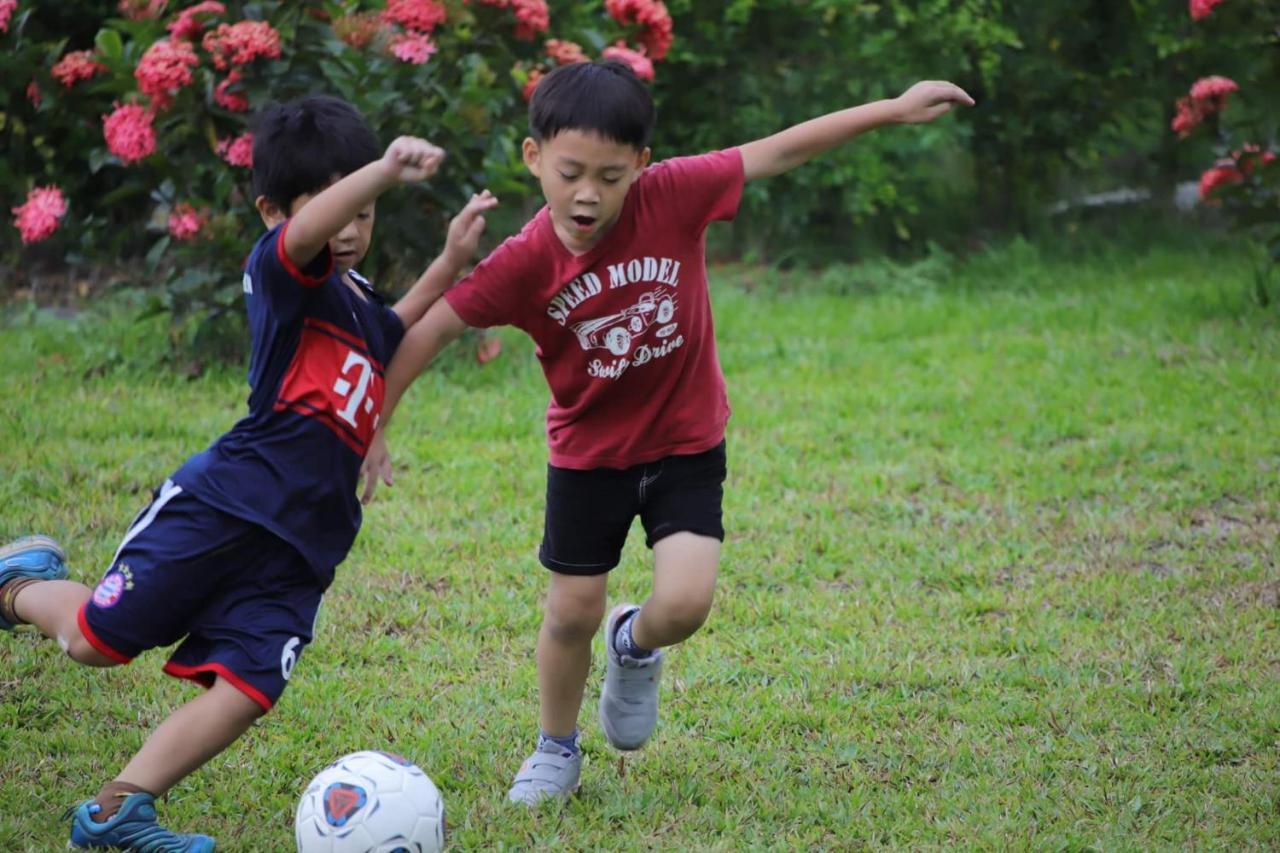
[366,60,972,804]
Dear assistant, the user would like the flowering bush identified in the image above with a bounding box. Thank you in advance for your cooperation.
[1175,0,1280,304]
[2,0,677,357]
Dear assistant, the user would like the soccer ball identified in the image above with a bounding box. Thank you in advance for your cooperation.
[295,750,445,853]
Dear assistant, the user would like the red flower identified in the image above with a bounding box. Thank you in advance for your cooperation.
[1189,0,1226,21]
[332,11,382,49]
[203,20,282,71]
[605,0,673,60]
[52,50,108,88]
[135,38,199,108]
[1233,144,1277,177]
[118,0,167,21]
[103,103,157,164]
[1198,163,1243,201]
[545,39,587,65]
[167,1,225,41]
[12,186,68,244]
[26,80,40,107]
[390,32,437,64]
[1171,96,1205,138]
[602,41,654,81]
[0,0,17,34]
[217,132,254,168]
[512,0,549,40]
[522,65,545,101]
[382,0,446,33]
[1189,75,1237,106]
[167,202,208,240]
[214,69,249,112]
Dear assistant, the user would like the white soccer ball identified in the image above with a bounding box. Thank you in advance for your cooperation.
[295,750,445,853]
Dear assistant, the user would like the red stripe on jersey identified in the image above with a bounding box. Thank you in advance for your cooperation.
[274,321,386,455]
[303,317,383,364]
[277,220,333,287]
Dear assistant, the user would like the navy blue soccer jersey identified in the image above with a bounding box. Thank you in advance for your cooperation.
[172,222,404,585]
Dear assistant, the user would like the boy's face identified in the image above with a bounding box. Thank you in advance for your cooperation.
[523,130,650,255]
[255,179,375,274]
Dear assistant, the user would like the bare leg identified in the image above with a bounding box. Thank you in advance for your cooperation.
[536,572,607,737]
[14,580,116,666]
[630,532,720,649]
[115,677,263,796]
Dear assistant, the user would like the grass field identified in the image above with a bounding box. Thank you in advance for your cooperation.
[1,238,1278,849]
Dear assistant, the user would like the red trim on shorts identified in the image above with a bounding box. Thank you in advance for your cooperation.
[162,661,274,713]
[276,220,333,287]
[76,604,133,664]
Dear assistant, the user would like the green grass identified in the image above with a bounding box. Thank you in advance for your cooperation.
[2,239,1278,849]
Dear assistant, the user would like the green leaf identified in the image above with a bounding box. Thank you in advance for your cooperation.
[145,236,172,269]
[95,28,124,62]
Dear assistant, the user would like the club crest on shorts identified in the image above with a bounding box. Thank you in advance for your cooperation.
[92,564,134,608]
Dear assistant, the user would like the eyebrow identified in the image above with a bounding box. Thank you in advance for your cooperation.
[556,157,627,173]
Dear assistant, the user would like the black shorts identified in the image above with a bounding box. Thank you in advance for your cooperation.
[539,441,727,575]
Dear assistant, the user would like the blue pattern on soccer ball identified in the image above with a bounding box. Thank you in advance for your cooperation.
[321,781,367,827]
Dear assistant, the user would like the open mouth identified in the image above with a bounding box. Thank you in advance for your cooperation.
[570,215,597,232]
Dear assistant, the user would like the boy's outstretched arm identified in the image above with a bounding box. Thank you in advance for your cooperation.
[360,298,471,503]
[739,81,974,182]
[392,190,499,326]
[283,136,445,268]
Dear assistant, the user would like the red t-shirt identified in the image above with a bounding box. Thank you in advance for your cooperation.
[445,148,745,469]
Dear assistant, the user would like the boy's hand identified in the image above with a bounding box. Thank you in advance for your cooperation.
[360,430,393,504]
[892,81,975,124]
[382,136,446,184]
[443,190,500,266]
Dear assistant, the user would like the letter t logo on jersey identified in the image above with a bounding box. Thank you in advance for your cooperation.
[332,350,375,429]
[275,319,387,454]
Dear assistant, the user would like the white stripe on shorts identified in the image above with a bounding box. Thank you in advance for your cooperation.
[110,478,184,567]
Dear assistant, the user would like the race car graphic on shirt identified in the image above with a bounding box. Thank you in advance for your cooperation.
[570,287,677,357]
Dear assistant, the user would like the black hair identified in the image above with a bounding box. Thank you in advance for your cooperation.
[251,95,381,211]
[529,60,655,150]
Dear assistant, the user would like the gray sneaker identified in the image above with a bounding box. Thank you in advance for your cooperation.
[507,741,582,806]
[598,604,665,751]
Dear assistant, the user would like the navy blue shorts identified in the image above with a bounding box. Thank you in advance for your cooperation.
[539,441,727,575]
[78,480,325,713]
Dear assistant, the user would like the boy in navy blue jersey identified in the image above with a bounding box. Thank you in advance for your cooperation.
[0,95,495,851]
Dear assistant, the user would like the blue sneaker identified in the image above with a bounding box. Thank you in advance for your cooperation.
[68,793,215,852]
[0,535,68,630]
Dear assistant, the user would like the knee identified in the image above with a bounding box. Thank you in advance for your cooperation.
[543,591,605,644]
[64,632,120,668]
[653,592,713,637]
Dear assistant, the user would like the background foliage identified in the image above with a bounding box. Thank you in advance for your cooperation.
[1,0,1277,354]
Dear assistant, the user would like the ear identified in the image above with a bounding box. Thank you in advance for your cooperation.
[255,195,286,228]
[521,137,542,178]
[635,146,651,173]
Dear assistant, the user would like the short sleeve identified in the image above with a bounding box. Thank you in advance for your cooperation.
[244,222,334,323]
[265,219,333,287]
[638,149,745,232]
[443,232,534,329]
